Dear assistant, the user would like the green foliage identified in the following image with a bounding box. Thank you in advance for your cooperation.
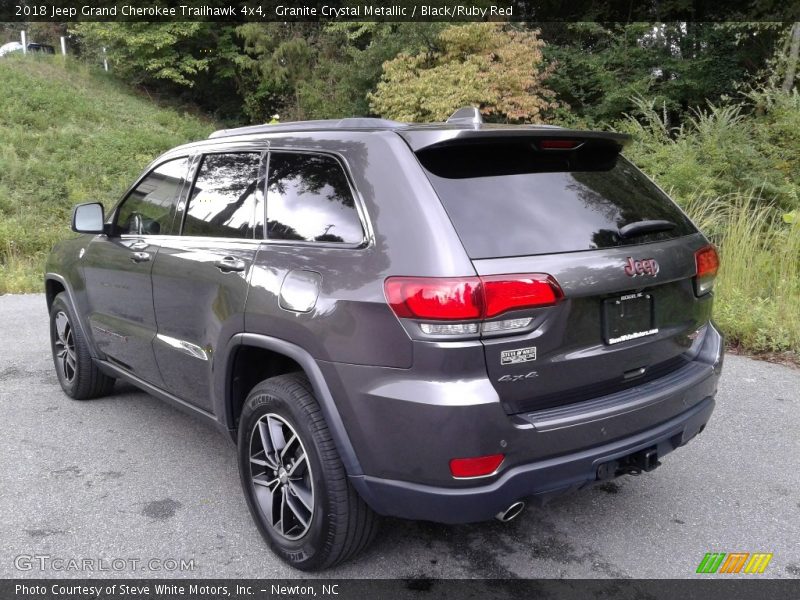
[235,23,446,122]
[70,23,211,87]
[69,23,248,122]
[682,194,800,354]
[540,23,789,126]
[618,91,800,210]
[0,56,215,294]
[369,23,557,123]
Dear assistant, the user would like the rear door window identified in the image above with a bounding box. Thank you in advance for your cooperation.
[266,152,364,244]
[183,152,264,239]
[417,140,696,259]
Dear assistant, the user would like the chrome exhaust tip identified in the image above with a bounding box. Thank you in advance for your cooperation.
[495,501,525,523]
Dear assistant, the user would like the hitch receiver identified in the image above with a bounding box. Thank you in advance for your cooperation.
[596,446,661,480]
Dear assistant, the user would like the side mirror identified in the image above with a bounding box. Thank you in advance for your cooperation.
[71,202,105,234]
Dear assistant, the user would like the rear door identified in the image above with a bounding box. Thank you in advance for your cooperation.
[82,156,189,384]
[415,137,712,415]
[151,149,265,412]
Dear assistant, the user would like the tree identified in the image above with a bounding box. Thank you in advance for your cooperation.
[369,23,557,123]
[782,22,800,92]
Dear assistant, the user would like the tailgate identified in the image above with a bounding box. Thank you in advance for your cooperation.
[473,235,713,414]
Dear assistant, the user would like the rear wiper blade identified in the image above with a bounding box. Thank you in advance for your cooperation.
[618,220,676,239]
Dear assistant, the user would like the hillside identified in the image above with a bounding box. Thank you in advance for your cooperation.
[0,56,216,293]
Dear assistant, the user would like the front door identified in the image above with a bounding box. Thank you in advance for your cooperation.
[82,156,190,384]
[151,150,264,411]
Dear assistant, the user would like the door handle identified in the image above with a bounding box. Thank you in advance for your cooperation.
[214,256,246,273]
[130,252,151,263]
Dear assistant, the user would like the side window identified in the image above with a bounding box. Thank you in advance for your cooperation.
[266,152,364,244]
[116,157,188,235]
[183,152,263,239]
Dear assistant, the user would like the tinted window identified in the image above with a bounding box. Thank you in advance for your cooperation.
[266,153,363,244]
[183,153,263,239]
[418,141,696,258]
[116,157,188,235]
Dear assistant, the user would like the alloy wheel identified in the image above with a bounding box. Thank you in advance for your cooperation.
[249,413,315,540]
[54,311,77,384]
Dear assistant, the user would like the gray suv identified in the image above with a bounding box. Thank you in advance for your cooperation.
[45,107,723,570]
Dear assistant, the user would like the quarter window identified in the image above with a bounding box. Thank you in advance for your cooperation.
[116,157,188,236]
[266,153,363,244]
[183,152,264,239]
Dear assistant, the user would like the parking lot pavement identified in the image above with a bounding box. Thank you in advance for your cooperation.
[1,293,799,579]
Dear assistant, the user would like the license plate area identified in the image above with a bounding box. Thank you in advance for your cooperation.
[603,292,657,345]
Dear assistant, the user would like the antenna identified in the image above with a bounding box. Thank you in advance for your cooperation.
[446,106,483,127]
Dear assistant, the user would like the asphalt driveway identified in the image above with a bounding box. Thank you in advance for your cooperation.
[1,293,798,579]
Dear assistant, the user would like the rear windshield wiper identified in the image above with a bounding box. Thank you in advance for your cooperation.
[618,220,676,239]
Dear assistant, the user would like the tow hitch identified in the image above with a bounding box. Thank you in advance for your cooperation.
[596,446,661,480]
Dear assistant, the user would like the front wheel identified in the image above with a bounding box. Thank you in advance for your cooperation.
[237,373,378,570]
[49,292,115,399]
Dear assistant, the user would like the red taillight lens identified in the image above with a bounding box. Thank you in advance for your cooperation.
[482,275,562,318]
[384,277,482,320]
[449,454,505,478]
[694,245,720,295]
[384,274,563,321]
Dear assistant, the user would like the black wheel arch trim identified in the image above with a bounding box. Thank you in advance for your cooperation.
[221,333,365,478]
[44,272,101,359]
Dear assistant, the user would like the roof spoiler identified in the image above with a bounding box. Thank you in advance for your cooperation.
[400,127,632,152]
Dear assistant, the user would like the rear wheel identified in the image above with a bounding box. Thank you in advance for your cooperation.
[237,373,378,570]
[49,292,115,399]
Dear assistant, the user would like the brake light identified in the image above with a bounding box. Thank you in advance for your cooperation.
[384,277,482,320]
[449,454,504,478]
[539,139,580,150]
[384,274,563,330]
[482,275,561,318]
[694,245,720,296]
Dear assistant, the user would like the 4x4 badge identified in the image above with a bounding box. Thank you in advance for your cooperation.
[624,256,659,276]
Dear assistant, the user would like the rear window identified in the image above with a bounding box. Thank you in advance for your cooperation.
[417,140,696,259]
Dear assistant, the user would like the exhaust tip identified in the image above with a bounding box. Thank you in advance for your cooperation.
[495,501,525,523]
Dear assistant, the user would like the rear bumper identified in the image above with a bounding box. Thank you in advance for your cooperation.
[352,396,714,523]
[326,322,723,523]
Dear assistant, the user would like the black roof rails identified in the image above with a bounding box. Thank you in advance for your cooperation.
[208,117,405,139]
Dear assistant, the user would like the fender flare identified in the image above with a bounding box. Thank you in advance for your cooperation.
[222,333,364,477]
[44,272,101,359]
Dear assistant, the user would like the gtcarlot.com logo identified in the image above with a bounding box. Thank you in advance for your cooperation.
[696,552,773,574]
[14,555,196,572]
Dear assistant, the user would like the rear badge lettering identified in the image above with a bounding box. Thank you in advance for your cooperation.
[498,371,538,383]
[500,346,537,365]
[624,256,659,277]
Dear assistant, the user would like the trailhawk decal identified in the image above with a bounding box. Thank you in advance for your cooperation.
[500,347,537,365]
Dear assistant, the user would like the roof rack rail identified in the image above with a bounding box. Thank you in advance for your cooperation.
[208,117,405,139]
[446,106,483,127]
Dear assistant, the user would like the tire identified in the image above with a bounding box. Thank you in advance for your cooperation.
[49,292,115,400]
[237,372,378,570]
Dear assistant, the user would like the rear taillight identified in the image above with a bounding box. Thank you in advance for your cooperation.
[384,274,563,336]
[694,245,720,296]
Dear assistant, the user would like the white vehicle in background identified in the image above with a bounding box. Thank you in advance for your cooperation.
[0,42,23,57]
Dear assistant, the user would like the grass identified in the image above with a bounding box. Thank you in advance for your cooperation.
[0,55,216,293]
[683,193,800,356]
